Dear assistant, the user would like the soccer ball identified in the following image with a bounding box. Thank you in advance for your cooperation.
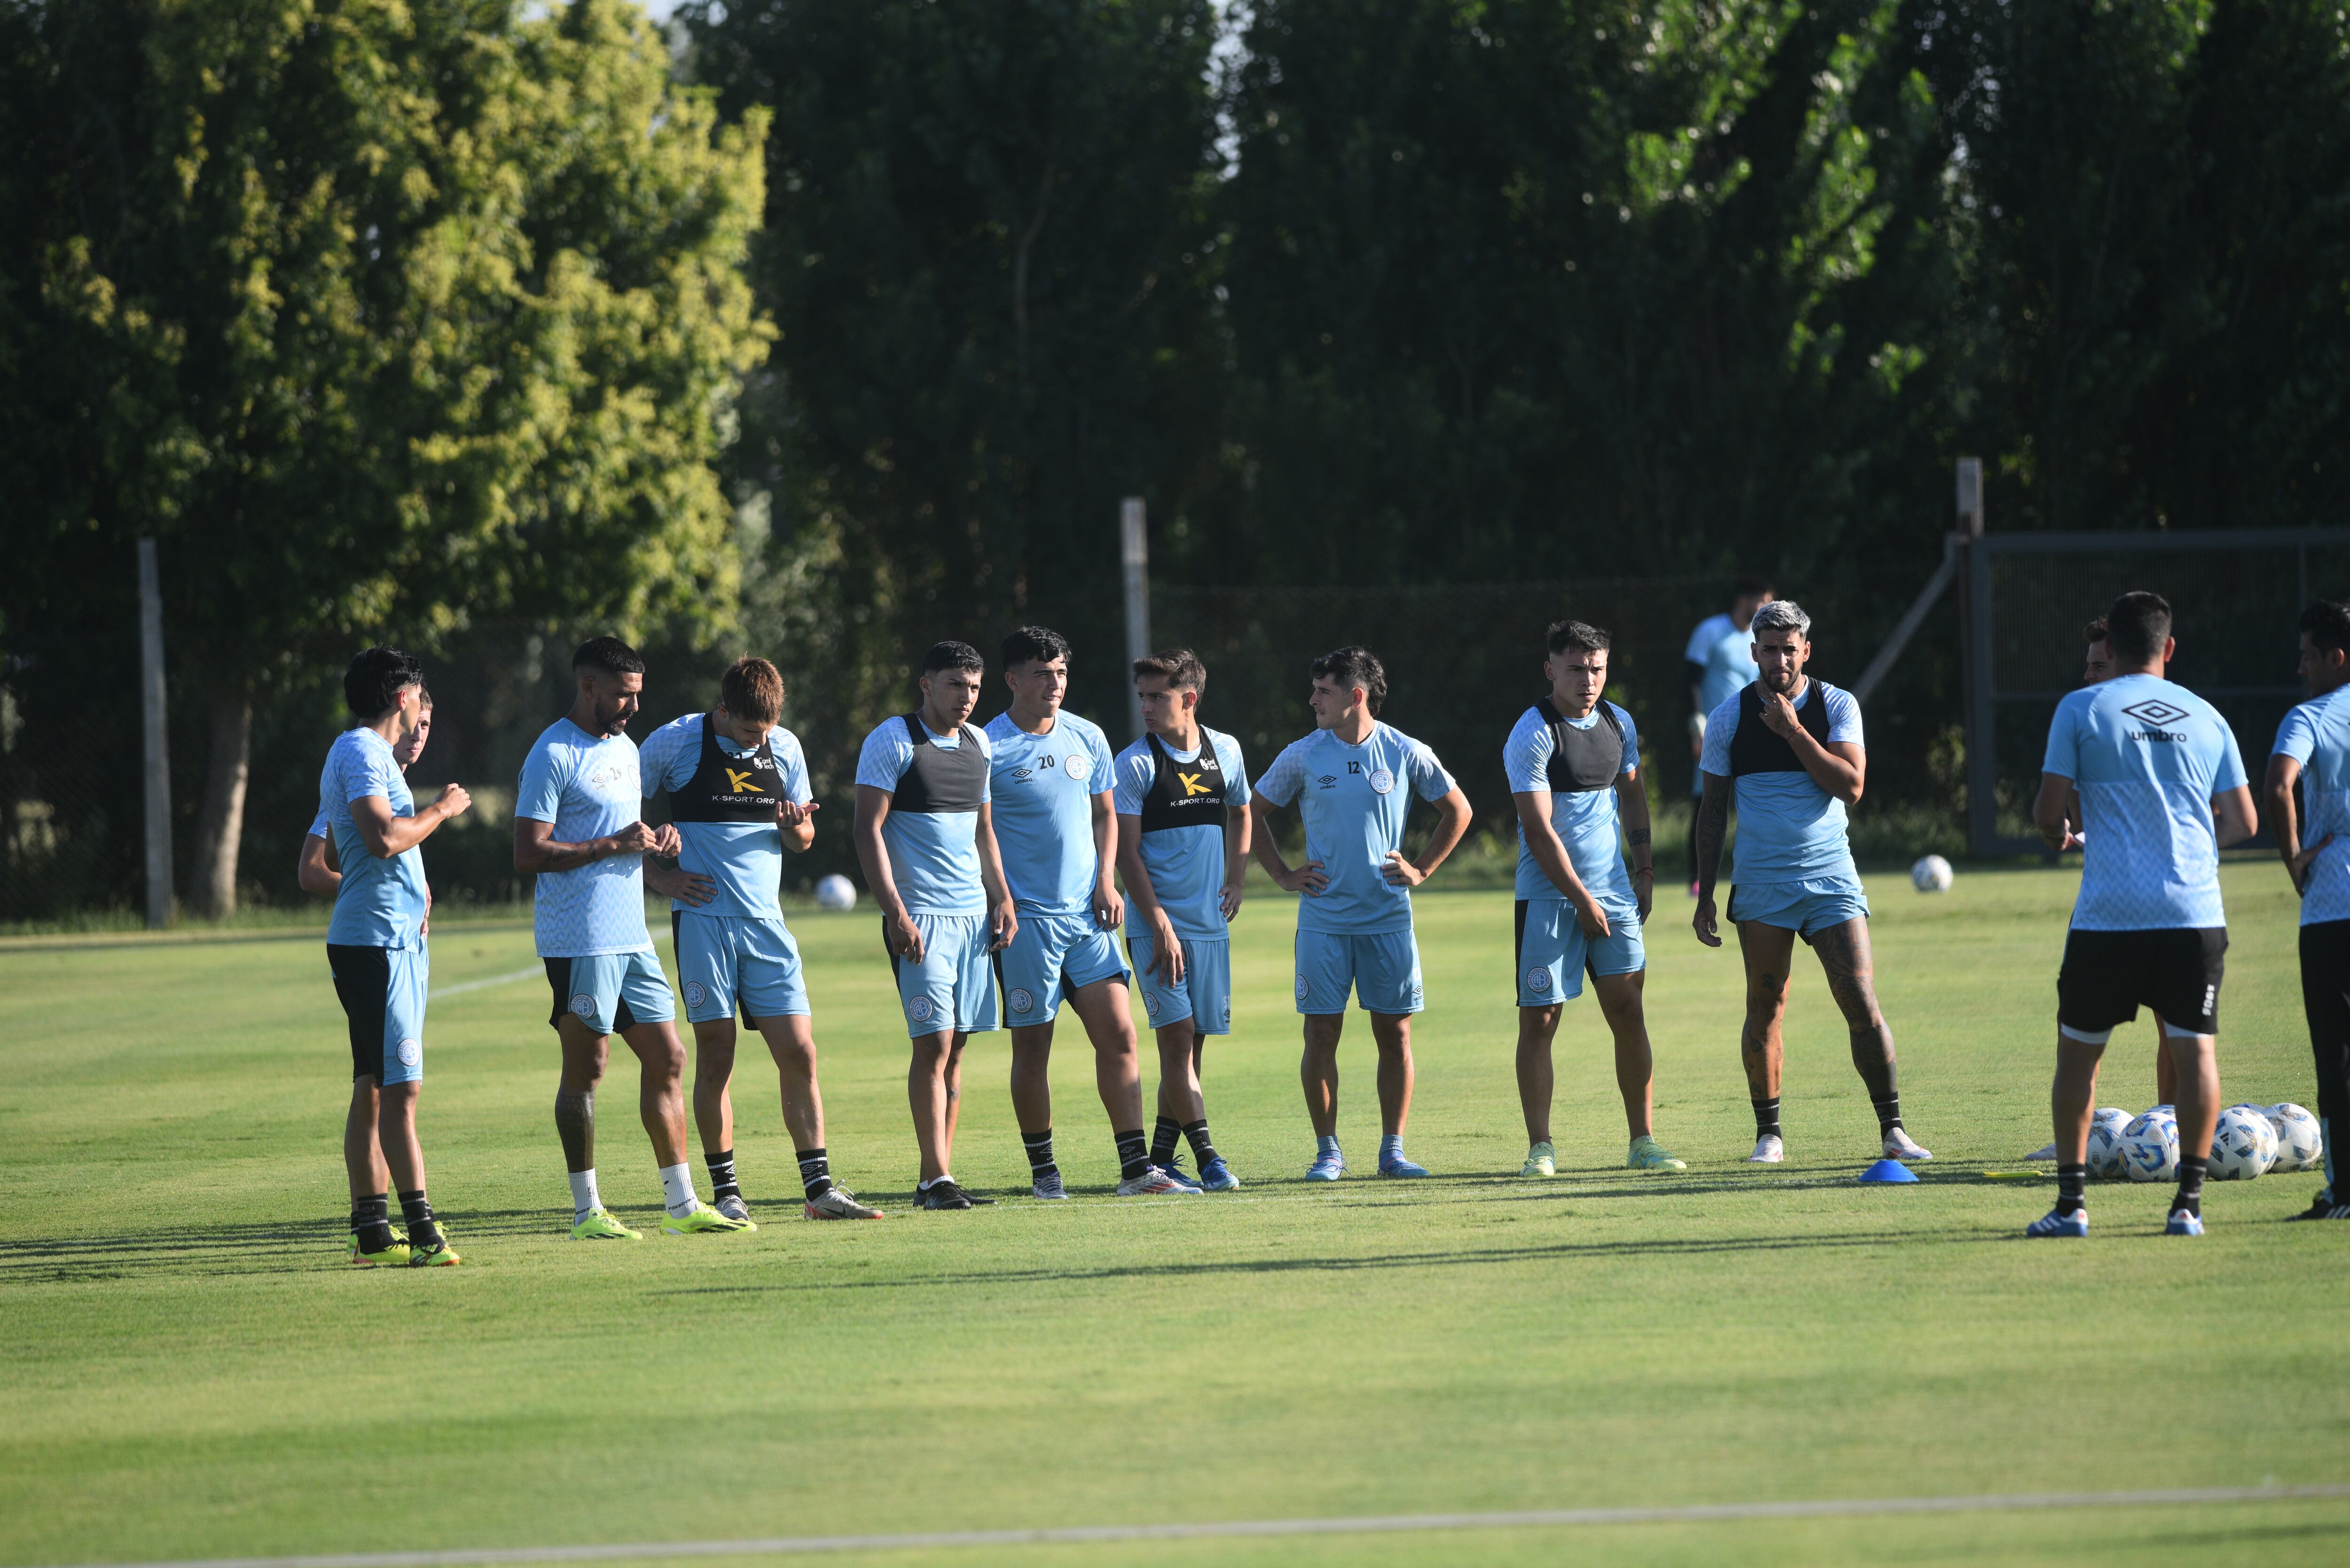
[2265,1103,2323,1173]
[2085,1108,2133,1179]
[2119,1109,2179,1183]
[814,874,857,912]
[1911,854,1955,893]
[2209,1105,2279,1180]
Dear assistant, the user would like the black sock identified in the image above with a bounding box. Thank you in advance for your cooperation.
[396,1188,441,1248]
[351,1193,396,1252]
[1022,1128,1058,1180]
[2056,1164,2087,1217]
[1871,1092,1904,1136]
[796,1147,833,1200]
[1151,1115,1182,1169]
[1753,1097,1781,1139]
[707,1150,740,1205]
[1183,1119,1218,1166]
[2173,1155,2209,1218]
[1115,1127,1151,1182]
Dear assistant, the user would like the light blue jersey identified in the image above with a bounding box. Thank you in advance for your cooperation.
[2275,689,2350,926]
[1692,627,1762,795]
[984,709,1116,915]
[638,713,812,921]
[516,720,653,957]
[2044,673,2247,930]
[1254,723,1457,936]
[1504,700,1639,909]
[856,716,992,916]
[1683,612,1736,667]
[1114,728,1250,941]
[1700,680,1864,887]
[319,728,429,949]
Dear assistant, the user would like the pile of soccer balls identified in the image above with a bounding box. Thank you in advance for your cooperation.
[2084,1102,2324,1182]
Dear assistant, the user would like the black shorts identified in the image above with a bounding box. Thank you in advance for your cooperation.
[2056,927,2226,1037]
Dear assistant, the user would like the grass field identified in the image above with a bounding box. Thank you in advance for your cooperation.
[2,861,2346,1567]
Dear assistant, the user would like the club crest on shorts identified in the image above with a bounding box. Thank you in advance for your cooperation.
[1368,767,1395,795]
[1295,973,1309,999]
[1526,966,1551,993]
[570,993,596,1020]
[683,981,706,1009]
[1009,987,1035,1014]
[396,1038,421,1068]
[907,994,935,1023]
[1063,752,1089,779]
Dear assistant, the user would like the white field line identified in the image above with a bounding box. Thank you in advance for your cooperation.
[429,965,542,1001]
[49,1483,2350,1568]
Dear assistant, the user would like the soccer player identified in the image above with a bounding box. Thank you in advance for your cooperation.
[515,637,747,1240]
[984,627,1188,1198]
[853,640,1020,1210]
[1683,577,1773,894]
[2264,600,2350,1220]
[1692,600,1931,1164]
[1508,621,1684,1176]
[639,656,882,1222]
[2029,591,2257,1238]
[320,649,471,1267]
[301,689,432,897]
[1115,649,1253,1191]
[1250,647,1473,1180]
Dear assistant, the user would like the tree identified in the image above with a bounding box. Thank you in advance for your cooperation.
[3,0,770,913]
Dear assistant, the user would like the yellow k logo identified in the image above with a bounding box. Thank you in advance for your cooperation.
[1177,772,1211,797]
[724,769,765,794]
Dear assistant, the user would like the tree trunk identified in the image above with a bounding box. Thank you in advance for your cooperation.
[190,675,252,918]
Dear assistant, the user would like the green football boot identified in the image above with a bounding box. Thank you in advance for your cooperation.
[1628,1135,1688,1171]
[1520,1141,1557,1178]
[660,1202,755,1235]
[407,1231,460,1267]
[568,1208,642,1241]
[347,1230,412,1267]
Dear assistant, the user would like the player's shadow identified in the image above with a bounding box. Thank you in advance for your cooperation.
[0,1207,631,1283]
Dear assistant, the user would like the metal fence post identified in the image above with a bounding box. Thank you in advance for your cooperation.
[138,538,174,927]
[1954,460,1997,858]
[1120,498,1150,741]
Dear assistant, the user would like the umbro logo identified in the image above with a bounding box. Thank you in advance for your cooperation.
[2120,699,2189,727]
[1316,774,1338,789]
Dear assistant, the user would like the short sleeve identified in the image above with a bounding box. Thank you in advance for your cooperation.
[1700,696,1739,777]
[855,724,913,792]
[515,739,567,824]
[1504,711,1553,794]
[635,724,681,798]
[1614,704,1641,775]
[2274,705,2319,763]
[1113,748,1152,815]
[2212,718,2248,793]
[1254,743,1305,808]
[1683,616,1722,664]
[341,741,400,806]
[973,727,992,803]
[2042,699,2081,780]
[1086,727,1116,794]
[1822,687,1864,746]
[1407,738,1457,802]
[773,728,814,805]
[1216,733,1252,805]
[307,806,330,840]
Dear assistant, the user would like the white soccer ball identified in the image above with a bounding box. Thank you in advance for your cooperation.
[2209,1105,2279,1180]
[2119,1109,2179,1183]
[1910,854,1955,893]
[2086,1108,2134,1179]
[2265,1103,2323,1173]
[814,874,857,912]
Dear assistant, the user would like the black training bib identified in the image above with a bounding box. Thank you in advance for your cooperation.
[1137,732,1230,835]
[668,714,781,823]
[1726,679,1839,777]
[1534,697,1626,793]
[888,715,988,813]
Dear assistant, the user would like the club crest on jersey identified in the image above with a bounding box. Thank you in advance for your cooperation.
[1008,987,1035,1015]
[396,1038,422,1068]
[684,982,706,1009]
[907,995,935,1023]
[1063,752,1089,779]
[570,993,597,1020]
[1368,767,1395,795]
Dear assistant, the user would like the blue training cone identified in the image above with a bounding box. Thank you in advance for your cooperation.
[1858,1158,1919,1184]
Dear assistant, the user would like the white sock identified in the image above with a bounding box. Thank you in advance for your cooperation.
[568,1169,601,1224]
[659,1162,698,1218]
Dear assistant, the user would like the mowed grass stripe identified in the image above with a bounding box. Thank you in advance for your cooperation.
[1,863,2343,1567]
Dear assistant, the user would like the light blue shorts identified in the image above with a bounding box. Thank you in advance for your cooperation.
[892,913,1000,1038]
[328,943,428,1086]
[1515,898,1644,1006]
[545,948,676,1035]
[672,911,808,1025]
[996,911,1127,1027]
[1294,927,1424,1015]
[1126,931,1232,1036]
[1729,879,1871,940]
